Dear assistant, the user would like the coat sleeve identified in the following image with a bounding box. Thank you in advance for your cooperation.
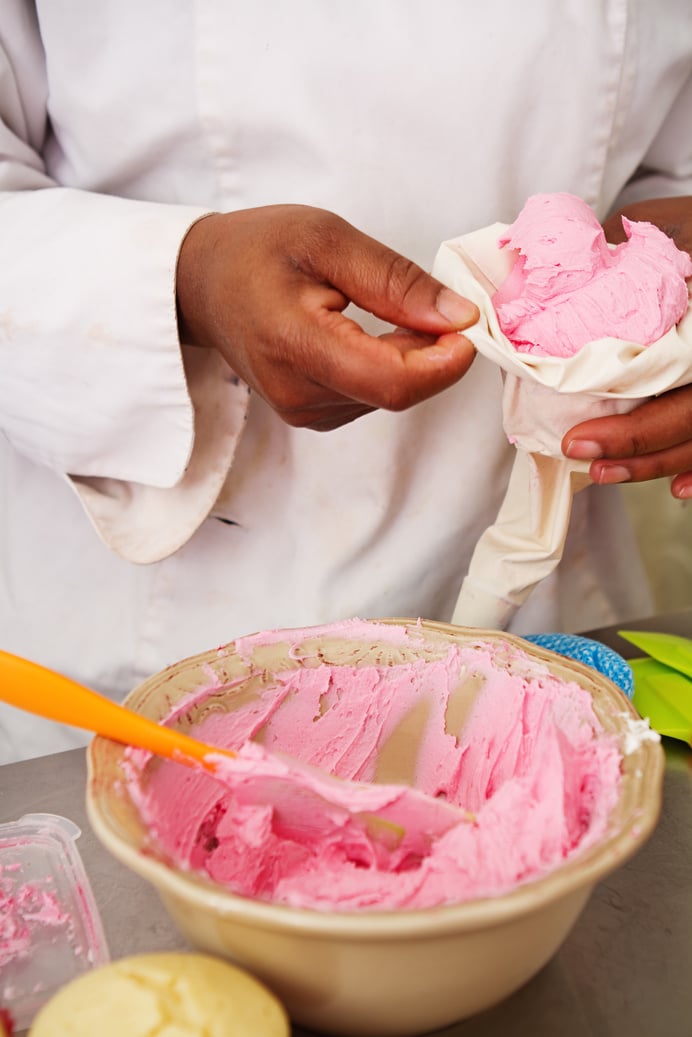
[0,4,249,563]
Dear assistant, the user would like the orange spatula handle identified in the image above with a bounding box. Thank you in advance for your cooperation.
[0,649,231,769]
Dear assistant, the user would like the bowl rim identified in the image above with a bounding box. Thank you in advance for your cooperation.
[86,619,665,938]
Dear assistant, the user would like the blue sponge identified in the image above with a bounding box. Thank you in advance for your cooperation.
[522,632,634,699]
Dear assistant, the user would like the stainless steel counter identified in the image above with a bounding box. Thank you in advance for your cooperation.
[2,612,691,1036]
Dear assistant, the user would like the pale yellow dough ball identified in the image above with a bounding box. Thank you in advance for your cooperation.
[29,952,289,1037]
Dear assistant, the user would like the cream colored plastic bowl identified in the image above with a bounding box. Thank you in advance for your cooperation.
[86,620,664,1037]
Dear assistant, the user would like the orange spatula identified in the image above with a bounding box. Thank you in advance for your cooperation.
[0,649,469,865]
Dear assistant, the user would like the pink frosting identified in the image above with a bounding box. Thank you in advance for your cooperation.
[493,192,692,357]
[125,623,622,912]
[0,872,69,968]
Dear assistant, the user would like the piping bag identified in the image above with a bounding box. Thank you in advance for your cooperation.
[432,198,692,630]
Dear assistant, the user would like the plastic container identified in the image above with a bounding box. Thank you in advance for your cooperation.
[0,813,109,1032]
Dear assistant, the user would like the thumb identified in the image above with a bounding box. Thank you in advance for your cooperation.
[314,219,480,335]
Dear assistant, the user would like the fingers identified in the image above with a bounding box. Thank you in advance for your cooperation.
[671,470,692,499]
[283,399,376,432]
[270,301,476,424]
[603,195,692,255]
[342,327,476,411]
[266,215,479,417]
[563,385,692,497]
[596,200,692,495]
[176,204,479,431]
[295,211,480,335]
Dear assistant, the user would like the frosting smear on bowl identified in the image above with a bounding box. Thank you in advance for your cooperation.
[125,622,622,911]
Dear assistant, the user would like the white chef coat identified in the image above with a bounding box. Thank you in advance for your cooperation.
[1,1,691,761]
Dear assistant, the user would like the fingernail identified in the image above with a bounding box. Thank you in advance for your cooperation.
[673,482,692,500]
[436,288,479,328]
[594,464,631,485]
[564,439,604,460]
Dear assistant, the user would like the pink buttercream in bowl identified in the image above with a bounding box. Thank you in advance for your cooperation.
[86,620,663,1036]
[122,624,622,911]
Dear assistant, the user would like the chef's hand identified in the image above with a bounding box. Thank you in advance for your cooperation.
[176,204,478,431]
[563,195,692,499]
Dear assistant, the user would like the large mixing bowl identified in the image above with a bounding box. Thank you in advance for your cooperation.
[86,620,663,1036]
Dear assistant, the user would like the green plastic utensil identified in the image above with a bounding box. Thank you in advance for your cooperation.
[618,630,692,677]
[618,630,692,745]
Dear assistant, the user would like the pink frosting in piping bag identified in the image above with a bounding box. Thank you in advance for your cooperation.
[124,622,622,911]
[430,195,692,631]
[493,192,692,357]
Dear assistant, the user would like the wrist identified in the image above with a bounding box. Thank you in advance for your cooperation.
[175,212,222,346]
